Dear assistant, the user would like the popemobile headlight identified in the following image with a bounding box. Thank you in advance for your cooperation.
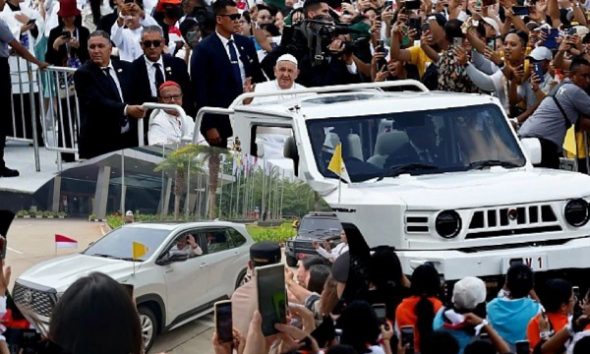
[435,210,462,239]
[564,199,590,227]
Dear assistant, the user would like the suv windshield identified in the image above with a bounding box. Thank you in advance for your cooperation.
[299,216,342,235]
[307,104,526,182]
[84,227,171,261]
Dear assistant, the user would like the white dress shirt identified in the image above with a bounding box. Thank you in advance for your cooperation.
[148,109,207,146]
[316,242,348,262]
[216,31,246,83]
[144,55,165,97]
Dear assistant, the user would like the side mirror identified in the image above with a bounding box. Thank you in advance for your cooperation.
[156,252,189,265]
[283,136,299,176]
[520,138,542,165]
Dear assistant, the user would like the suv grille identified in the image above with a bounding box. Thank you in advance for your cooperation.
[466,204,561,239]
[292,240,319,253]
[13,282,57,318]
[405,215,429,233]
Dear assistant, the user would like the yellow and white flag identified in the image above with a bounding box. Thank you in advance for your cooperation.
[132,241,149,260]
[328,144,351,183]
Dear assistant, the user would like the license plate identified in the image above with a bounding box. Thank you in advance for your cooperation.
[503,254,547,273]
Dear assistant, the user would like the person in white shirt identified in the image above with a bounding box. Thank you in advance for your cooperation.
[313,229,349,263]
[169,233,203,257]
[110,2,159,62]
[244,53,307,104]
[148,80,207,146]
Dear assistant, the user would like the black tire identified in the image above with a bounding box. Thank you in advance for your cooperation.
[138,306,158,352]
[286,254,297,267]
[235,268,248,289]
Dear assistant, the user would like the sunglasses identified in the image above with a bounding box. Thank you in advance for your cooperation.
[142,40,162,47]
[220,13,241,20]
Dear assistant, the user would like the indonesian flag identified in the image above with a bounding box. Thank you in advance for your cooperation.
[55,234,78,249]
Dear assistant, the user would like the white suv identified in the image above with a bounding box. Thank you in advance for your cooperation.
[13,221,252,350]
[213,80,590,283]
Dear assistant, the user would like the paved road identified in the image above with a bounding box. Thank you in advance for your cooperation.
[5,218,215,354]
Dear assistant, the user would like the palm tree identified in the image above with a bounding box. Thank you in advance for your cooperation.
[154,144,203,220]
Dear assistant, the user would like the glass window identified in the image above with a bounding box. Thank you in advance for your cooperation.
[199,228,231,254]
[306,104,526,182]
[84,227,170,261]
[226,228,247,248]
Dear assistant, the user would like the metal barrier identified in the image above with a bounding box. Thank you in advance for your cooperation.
[37,66,80,170]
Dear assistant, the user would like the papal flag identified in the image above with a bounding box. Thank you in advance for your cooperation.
[132,241,149,260]
[328,143,351,183]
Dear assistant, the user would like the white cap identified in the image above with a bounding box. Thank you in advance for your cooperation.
[126,210,134,216]
[482,17,500,34]
[573,25,590,38]
[452,276,486,311]
[277,54,298,66]
[528,46,553,61]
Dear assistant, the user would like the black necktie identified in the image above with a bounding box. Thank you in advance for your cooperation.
[102,67,122,102]
[227,39,242,87]
[153,62,165,93]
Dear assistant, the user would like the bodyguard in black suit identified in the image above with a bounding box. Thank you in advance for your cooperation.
[190,0,264,148]
[131,25,194,143]
[74,30,146,159]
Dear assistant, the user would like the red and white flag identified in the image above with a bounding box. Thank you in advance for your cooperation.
[55,234,78,249]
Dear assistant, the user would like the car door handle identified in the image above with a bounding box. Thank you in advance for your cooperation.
[199,262,207,268]
[165,268,173,273]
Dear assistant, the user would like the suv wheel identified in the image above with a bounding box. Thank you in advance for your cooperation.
[138,306,157,352]
[286,254,297,267]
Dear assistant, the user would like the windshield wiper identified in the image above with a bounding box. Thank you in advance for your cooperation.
[91,253,116,259]
[90,254,141,262]
[469,160,522,170]
[377,163,438,181]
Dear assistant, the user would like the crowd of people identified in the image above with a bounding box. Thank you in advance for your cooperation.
[214,235,590,354]
[2,0,590,176]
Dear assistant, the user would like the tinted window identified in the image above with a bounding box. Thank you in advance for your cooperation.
[226,228,247,248]
[299,217,342,233]
[199,228,231,254]
[84,227,170,261]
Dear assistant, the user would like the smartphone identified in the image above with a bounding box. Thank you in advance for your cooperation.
[573,286,581,299]
[512,6,529,16]
[515,340,530,354]
[453,37,463,47]
[404,0,421,10]
[533,62,545,83]
[400,326,415,354]
[372,303,387,325]
[27,18,36,25]
[487,38,496,50]
[61,31,71,39]
[334,328,343,344]
[408,17,422,36]
[214,300,233,343]
[256,263,287,336]
[0,236,5,259]
[543,28,560,49]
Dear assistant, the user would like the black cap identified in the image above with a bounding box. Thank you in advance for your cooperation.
[250,241,281,266]
[331,251,350,283]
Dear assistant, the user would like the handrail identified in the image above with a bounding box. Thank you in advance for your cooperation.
[192,107,234,145]
[229,79,430,108]
[139,103,187,147]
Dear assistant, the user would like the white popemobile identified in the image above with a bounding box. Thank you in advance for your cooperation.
[198,80,590,283]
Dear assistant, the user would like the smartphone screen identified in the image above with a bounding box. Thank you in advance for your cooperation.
[453,37,463,47]
[404,0,421,10]
[515,340,530,354]
[533,62,545,83]
[400,326,415,354]
[512,6,529,16]
[256,263,287,336]
[215,300,233,343]
[573,286,580,299]
[372,303,387,324]
[543,28,560,49]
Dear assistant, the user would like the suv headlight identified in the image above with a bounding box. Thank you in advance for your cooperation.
[564,199,589,227]
[435,210,461,238]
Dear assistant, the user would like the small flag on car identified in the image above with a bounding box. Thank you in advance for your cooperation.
[328,143,351,184]
[55,234,78,249]
[132,241,148,260]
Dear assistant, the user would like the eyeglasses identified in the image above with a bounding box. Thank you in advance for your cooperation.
[160,94,183,101]
[142,40,162,47]
[219,13,241,20]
